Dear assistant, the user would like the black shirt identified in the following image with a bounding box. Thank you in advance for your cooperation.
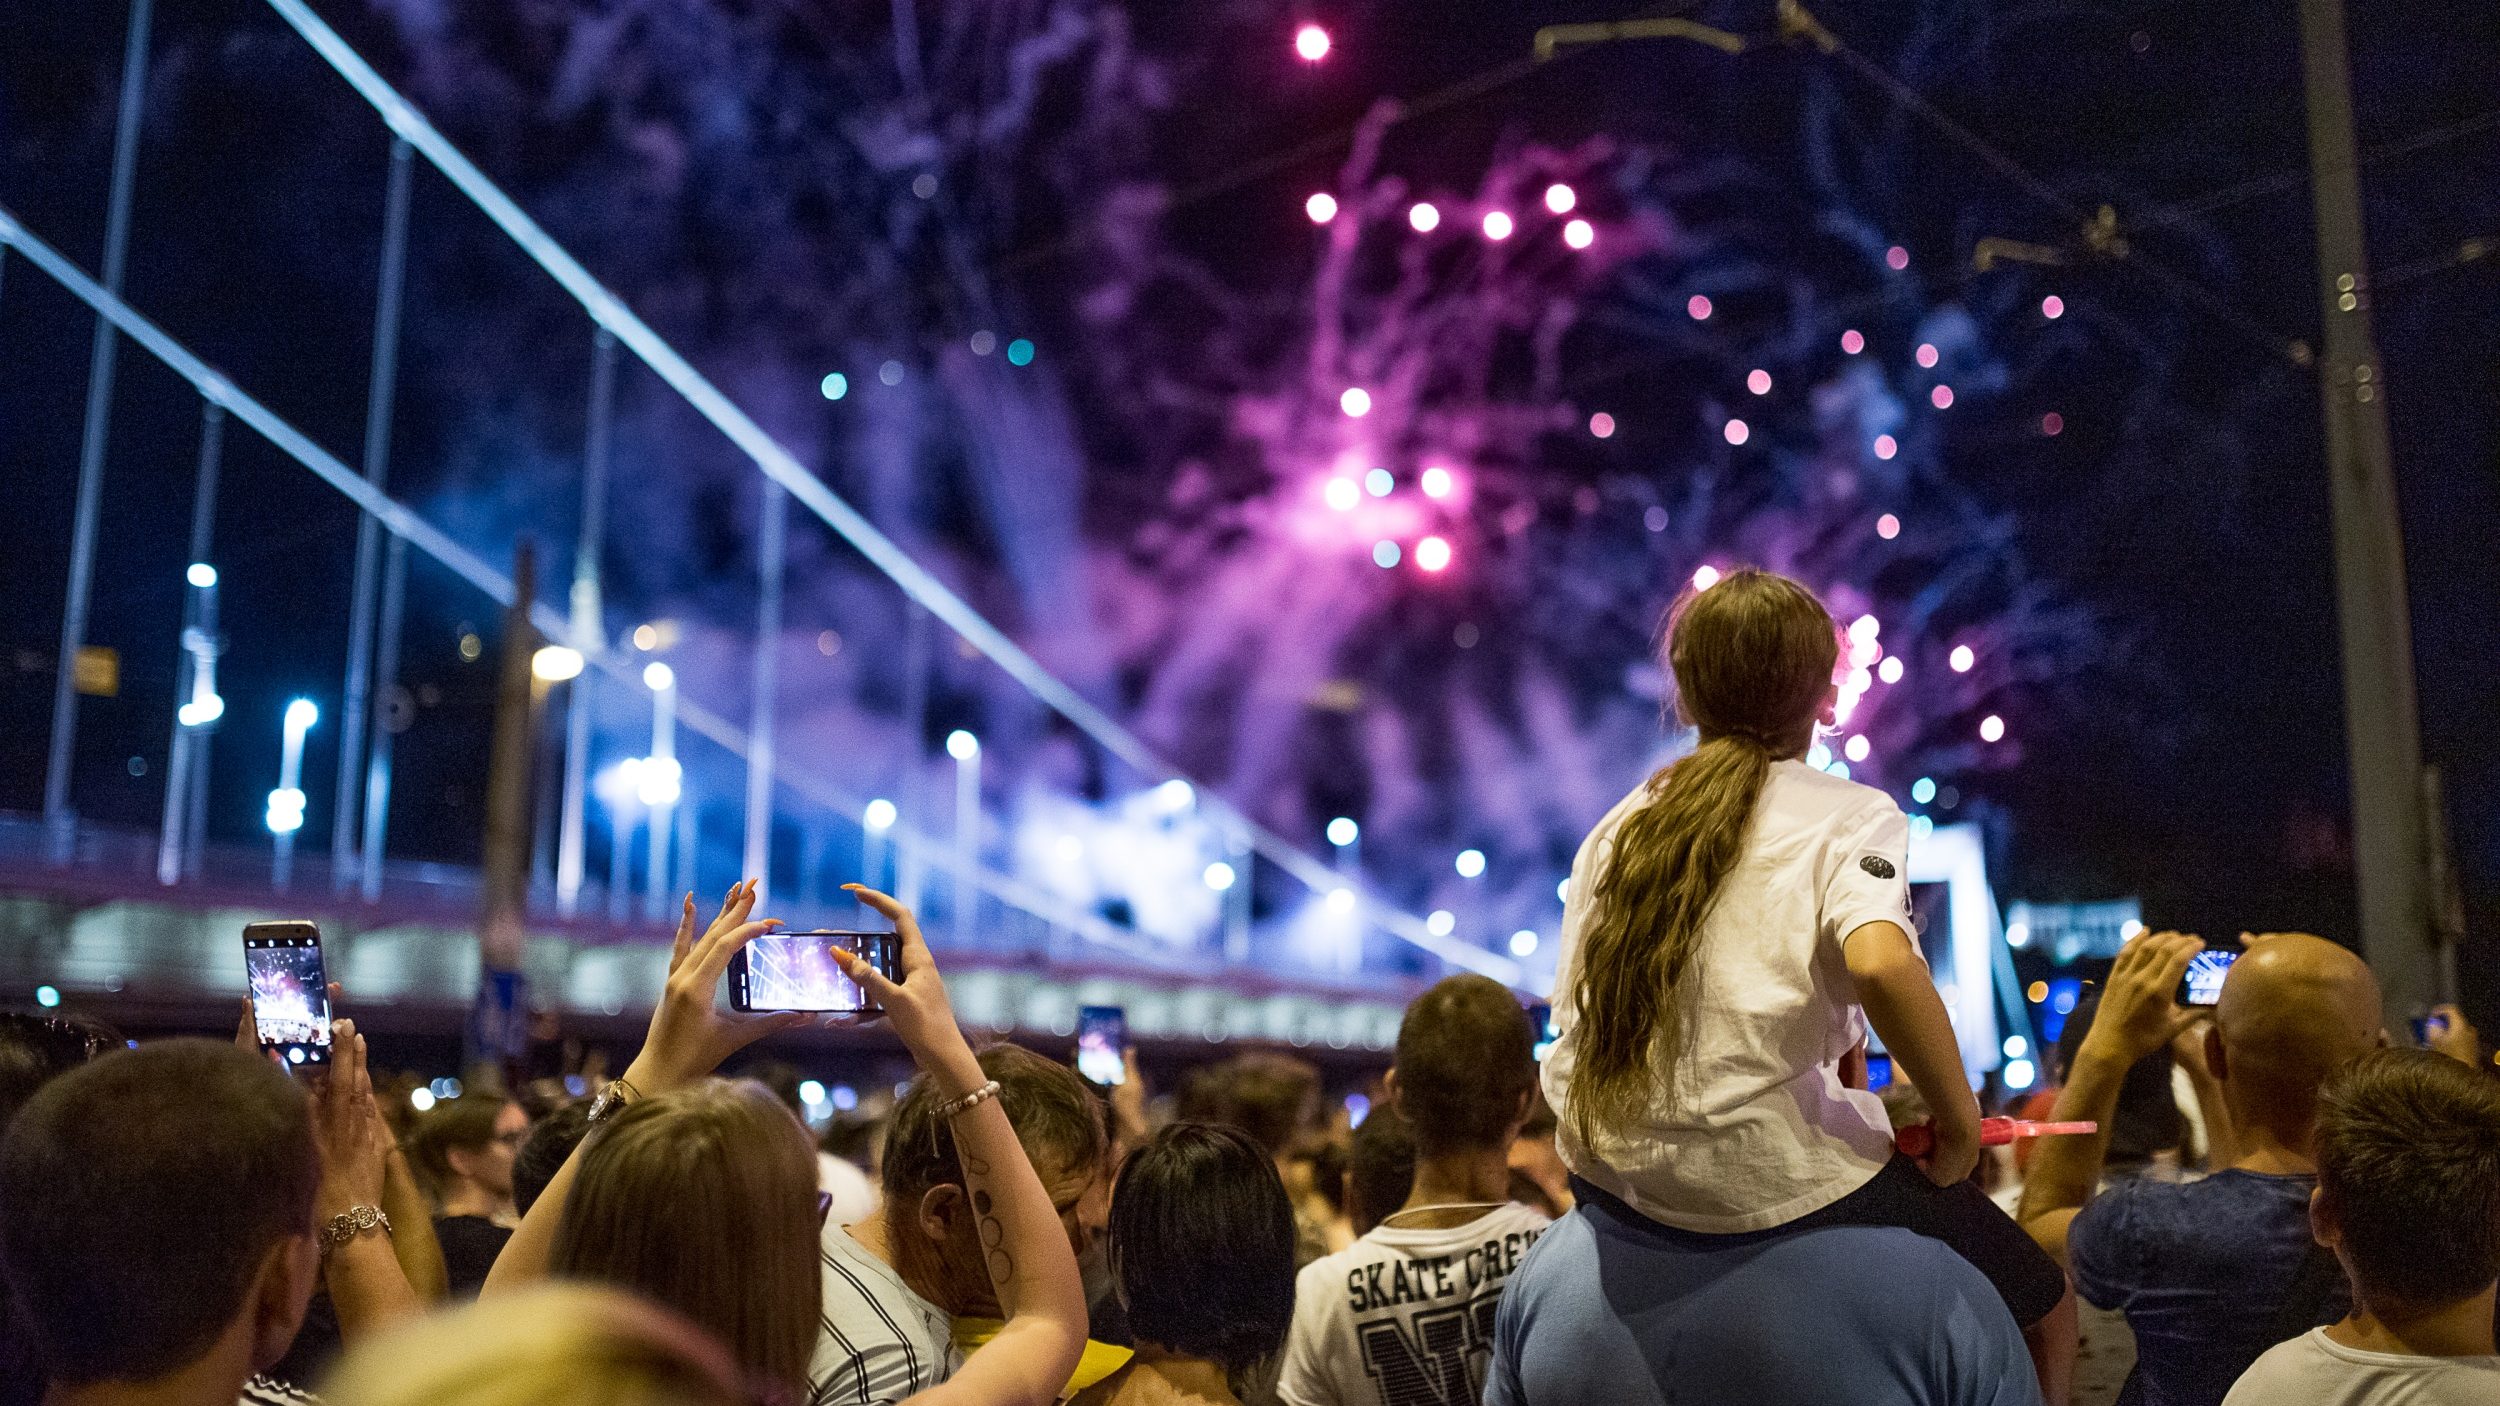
[434,1214,514,1299]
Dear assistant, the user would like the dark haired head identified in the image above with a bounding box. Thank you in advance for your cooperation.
[1200,1053,1319,1158]
[1392,975,1536,1156]
[409,1094,519,1200]
[0,1011,123,1136]
[883,1044,1105,1205]
[1347,1104,1418,1237]
[1109,1124,1298,1376]
[2054,993,2183,1168]
[514,1099,595,1216]
[2315,1048,2500,1310]
[0,1040,319,1385]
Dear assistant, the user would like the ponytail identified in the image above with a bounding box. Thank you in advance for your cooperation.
[1565,568,1838,1150]
[1566,734,1775,1146]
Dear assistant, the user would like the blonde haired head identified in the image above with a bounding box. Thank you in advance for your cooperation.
[321,1283,748,1406]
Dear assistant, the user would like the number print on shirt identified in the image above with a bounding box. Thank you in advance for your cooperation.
[1354,1297,1500,1406]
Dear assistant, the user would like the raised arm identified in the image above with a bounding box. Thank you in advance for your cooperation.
[314,1020,425,1339]
[1845,920,1983,1186]
[837,886,1088,1406]
[484,882,805,1296]
[2017,931,2202,1258]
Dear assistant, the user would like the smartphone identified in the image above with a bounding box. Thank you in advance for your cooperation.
[727,931,899,1013]
[2179,949,2239,1007]
[1076,1006,1127,1086]
[1865,1053,1895,1092]
[243,921,332,1069]
[2410,1011,2450,1046]
[1527,1002,1556,1062]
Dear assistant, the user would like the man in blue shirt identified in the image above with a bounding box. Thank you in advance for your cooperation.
[2017,931,2386,1406]
[1487,1181,2040,1406]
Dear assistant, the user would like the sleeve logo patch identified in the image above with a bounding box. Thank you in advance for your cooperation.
[1860,855,1896,880]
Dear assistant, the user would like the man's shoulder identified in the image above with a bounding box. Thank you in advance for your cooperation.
[2219,1332,2326,1405]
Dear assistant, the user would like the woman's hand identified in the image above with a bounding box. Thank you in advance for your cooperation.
[621,880,808,1094]
[835,885,979,1090]
[312,1019,391,1217]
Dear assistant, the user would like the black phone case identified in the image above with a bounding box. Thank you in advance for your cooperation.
[727,932,898,1013]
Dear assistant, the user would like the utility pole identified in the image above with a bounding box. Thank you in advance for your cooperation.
[2297,0,2444,1024]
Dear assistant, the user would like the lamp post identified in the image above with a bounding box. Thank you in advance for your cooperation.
[946,730,979,941]
[267,698,318,890]
[642,661,677,919]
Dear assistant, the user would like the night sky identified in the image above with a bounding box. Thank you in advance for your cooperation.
[2,0,2495,1007]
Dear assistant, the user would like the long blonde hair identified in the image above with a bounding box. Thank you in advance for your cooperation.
[1567,569,1839,1148]
[320,1283,747,1406]
[551,1080,820,1402]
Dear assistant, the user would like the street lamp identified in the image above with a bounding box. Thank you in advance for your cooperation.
[945,732,979,940]
[642,661,677,919]
[267,698,319,889]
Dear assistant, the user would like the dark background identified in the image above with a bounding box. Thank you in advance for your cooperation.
[2,0,2494,1014]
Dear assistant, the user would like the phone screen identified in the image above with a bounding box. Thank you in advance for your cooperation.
[2179,949,2239,1008]
[1865,1053,1895,1092]
[243,923,331,1068]
[729,931,896,1013]
[2411,1012,2449,1046]
[1077,1006,1127,1086]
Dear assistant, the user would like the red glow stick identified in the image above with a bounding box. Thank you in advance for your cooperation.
[1894,1117,2098,1159]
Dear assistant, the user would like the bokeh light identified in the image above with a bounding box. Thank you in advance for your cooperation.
[1419,465,1454,499]
[1911,777,1937,804]
[1979,714,2006,743]
[819,372,848,400]
[1886,245,1910,270]
[946,729,980,760]
[1562,218,1595,250]
[1844,735,1871,763]
[1687,294,1713,320]
[1950,644,1976,673]
[1878,656,1904,684]
[1930,384,1954,409]
[1840,328,1866,354]
[1327,816,1360,847]
[2041,294,2065,319]
[1455,849,1487,878]
[1872,434,1897,460]
[1294,24,1330,61]
[1408,201,1441,233]
[1481,210,1513,240]
[1915,342,1939,369]
[1426,909,1456,937]
[1323,477,1360,512]
[1543,182,1576,214]
[1876,512,1901,538]
[1372,540,1401,568]
[1305,192,1338,224]
[1340,386,1372,417]
[1589,411,1616,438]
[1747,368,1772,395]
[1414,536,1452,572]
[1723,418,1749,446]
[1692,564,1721,591]
[1509,929,1540,957]
[1006,339,1035,366]
[2042,411,2064,436]
[1364,468,1395,497]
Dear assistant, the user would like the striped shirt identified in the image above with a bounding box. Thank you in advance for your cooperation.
[810,1220,959,1406]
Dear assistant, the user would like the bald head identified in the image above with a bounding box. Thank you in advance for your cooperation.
[2213,933,2385,1128]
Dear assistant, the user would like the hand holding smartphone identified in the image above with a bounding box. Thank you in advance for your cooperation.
[727,930,901,1014]
[243,921,333,1069]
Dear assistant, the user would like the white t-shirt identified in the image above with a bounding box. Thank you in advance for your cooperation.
[2223,1328,2500,1405]
[1276,1201,1551,1406]
[1542,760,1912,1232]
[810,1221,961,1406]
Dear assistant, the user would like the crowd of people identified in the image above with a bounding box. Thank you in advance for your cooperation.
[4,568,2497,1406]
